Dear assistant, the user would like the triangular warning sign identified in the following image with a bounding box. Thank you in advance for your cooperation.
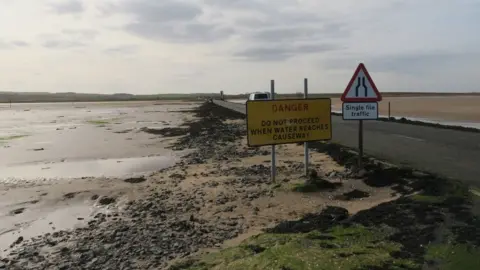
[341,63,382,102]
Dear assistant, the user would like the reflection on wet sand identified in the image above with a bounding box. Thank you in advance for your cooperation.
[0,101,198,255]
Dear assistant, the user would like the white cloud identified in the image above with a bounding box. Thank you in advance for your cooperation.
[0,0,479,94]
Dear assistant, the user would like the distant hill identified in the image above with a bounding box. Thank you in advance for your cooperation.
[0,91,478,103]
[0,92,221,103]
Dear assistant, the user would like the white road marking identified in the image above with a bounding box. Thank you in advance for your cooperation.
[393,134,425,142]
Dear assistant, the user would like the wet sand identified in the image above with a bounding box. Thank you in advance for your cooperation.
[0,101,199,179]
[0,101,198,254]
[0,177,135,252]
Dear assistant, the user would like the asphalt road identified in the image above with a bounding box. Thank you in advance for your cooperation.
[213,100,480,187]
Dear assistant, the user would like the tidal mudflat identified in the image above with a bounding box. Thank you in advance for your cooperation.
[0,101,197,253]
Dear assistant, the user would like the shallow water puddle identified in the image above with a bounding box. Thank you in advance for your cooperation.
[0,203,97,253]
[0,155,177,182]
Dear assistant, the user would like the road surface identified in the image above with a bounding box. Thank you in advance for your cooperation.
[213,100,480,187]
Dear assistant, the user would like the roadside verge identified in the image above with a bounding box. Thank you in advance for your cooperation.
[172,103,480,270]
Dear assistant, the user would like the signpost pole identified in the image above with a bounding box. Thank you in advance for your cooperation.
[270,80,276,183]
[358,120,364,169]
[388,102,391,119]
[341,63,382,170]
[304,78,309,176]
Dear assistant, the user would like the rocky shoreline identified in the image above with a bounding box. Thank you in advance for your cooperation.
[0,102,290,270]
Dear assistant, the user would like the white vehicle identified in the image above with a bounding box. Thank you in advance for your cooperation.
[248,92,271,101]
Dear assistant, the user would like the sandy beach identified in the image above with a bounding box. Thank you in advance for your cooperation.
[233,95,480,126]
[332,95,480,123]
[0,101,478,269]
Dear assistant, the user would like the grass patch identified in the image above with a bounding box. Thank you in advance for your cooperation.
[86,117,122,125]
[410,177,473,207]
[426,244,480,270]
[169,258,197,270]
[178,225,419,270]
[292,182,320,193]
[174,175,480,270]
[86,119,111,125]
[0,135,28,141]
[410,194,446,204]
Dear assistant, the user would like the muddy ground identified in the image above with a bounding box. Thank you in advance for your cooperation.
[0,101,198,253]
[1,102,477,270]
[0,101,197,179]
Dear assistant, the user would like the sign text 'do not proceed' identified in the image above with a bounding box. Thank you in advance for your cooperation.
[246,99,332,146]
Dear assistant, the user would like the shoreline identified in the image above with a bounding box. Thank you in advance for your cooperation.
[1,102,478,269]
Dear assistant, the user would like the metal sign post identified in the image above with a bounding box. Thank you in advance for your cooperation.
[358,120,364,169]
[341,63,382,170]
[304,78,309,176]
[270,80,276,182]
[388,102,391,119]
[246,80,332,182]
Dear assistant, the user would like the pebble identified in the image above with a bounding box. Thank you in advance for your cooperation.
[124,176,147,184]
[10,236,23,248]
[10,208,25,215]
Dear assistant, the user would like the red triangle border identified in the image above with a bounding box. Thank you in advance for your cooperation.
[341,63,382,102]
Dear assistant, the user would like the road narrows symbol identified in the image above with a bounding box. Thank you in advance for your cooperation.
[355,77,367,97]
[341,63,382,102]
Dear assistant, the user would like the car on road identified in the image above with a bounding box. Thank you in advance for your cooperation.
[248,92,271,101]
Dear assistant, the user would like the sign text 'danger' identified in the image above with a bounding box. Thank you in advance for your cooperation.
[271,103,309,113]
[246,99,332,146]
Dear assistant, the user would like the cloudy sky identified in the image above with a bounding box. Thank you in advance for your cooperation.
[0,0,479,94]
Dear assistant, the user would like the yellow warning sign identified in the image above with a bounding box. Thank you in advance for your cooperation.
[246,99,332,146]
